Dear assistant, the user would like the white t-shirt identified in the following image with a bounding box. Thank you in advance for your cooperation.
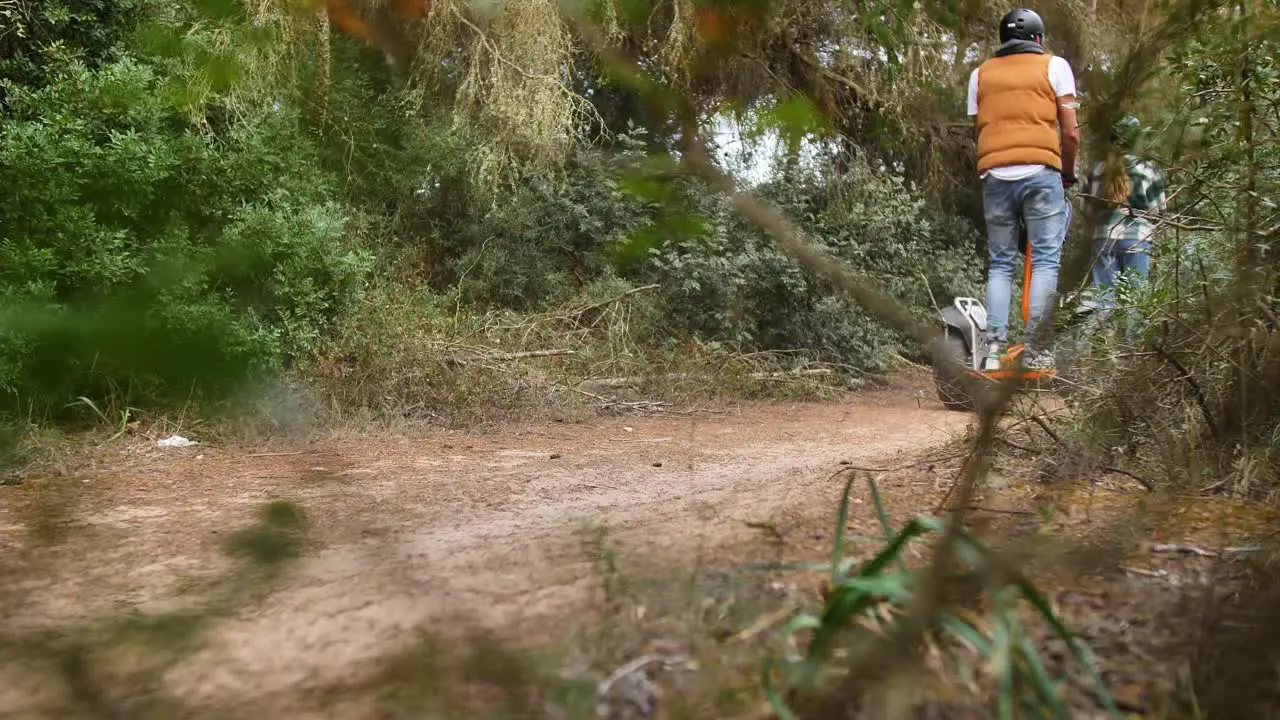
[967,55,1077,180]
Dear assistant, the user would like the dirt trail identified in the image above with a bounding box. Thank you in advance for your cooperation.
[0,373,970,716]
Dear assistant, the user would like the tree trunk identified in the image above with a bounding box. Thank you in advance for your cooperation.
[1223,0,1261,443]
[314,6,331,129]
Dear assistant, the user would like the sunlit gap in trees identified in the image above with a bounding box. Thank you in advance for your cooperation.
[711,111,829,187]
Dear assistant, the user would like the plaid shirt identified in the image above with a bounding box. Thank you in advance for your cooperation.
[1084,154,1167,244]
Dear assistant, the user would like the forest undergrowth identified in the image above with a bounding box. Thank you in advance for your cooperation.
[3,0,1280,717]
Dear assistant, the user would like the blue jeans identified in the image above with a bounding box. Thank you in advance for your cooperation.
[982,169,1068,346]
[1090,234,1150,310]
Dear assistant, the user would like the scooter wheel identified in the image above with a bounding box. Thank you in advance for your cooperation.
[934,332,977,412]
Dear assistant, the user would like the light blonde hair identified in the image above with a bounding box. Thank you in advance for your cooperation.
[1102,151,1131,206]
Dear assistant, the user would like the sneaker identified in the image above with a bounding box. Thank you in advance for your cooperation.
[1022,347,1056,371]
[981,342,1002,372]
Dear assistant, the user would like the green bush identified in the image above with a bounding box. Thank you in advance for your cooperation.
[0,0,985,426]
[628,157,983,369]
[0,0,143,91]
[372,125,656,309]
[373,125,981,374]
[442,150,653,311]
[0,55,369,416]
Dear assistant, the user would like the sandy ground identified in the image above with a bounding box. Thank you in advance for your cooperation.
[0,372,973,717]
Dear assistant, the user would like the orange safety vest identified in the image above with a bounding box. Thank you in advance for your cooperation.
[975,53,1061,174]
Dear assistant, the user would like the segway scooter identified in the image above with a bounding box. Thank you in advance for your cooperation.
[934,229,1056,412]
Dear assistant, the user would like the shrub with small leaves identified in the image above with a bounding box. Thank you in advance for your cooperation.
[0,53,369,417]
[626,154,983,369]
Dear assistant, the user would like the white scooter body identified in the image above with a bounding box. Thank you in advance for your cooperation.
[939,297,989,371]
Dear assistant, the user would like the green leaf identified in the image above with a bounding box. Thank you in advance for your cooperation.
[781,613,823,637]
[134,20,184,58]
[615,0,652,24]
[805,517,936,660]
[833,572,914,602]
[612,224,663,265]
[960,532,1120,718]
[191,0,244,21]
[617,175,672,202]
[205,51,240,93]
[760,94,830,147]
[665,213,711,238]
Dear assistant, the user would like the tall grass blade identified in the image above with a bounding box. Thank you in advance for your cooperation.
[993,610,1015,720]
[106,408,133,442]
[941,615,993,656]
[831,574,913,603]
[1017,629,1068,718]
[866,474,906,573]
[69,396,109,425]
[762,652,800,720]
[831,471,858,585]
[808,519,932,660]
[1007,571,1120,717]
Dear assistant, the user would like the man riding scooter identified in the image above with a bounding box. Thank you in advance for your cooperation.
[967,8,1081,372]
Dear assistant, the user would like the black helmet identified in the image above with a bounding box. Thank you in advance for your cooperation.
[999,9,1046,43]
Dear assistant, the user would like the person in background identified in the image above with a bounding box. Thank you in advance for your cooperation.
[1083,115,1166,316]
[968,8,1080,372]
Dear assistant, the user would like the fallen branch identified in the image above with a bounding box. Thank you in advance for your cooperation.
[1152,543,1218,557]
[580,368,838,389]
[582,373,694,388]
[1151,543,1267,557]
[562,283,659,320]
[604,400,673,411]
[448,348,576,365]
[596,653,690,700]
[752,368,836,380]
[1102,465,1155,491]
[1029,413,1066,446]
[1154,344,1220,440]
[890,351,930,371]
[1122,566,1177,582]
[559,383,683,413]
[963,506,1036,516]
[996,436,1039,454]
[835,453,965,474]
[486,349,576,361]
[744,520,786,544]
[731,601,804,644]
